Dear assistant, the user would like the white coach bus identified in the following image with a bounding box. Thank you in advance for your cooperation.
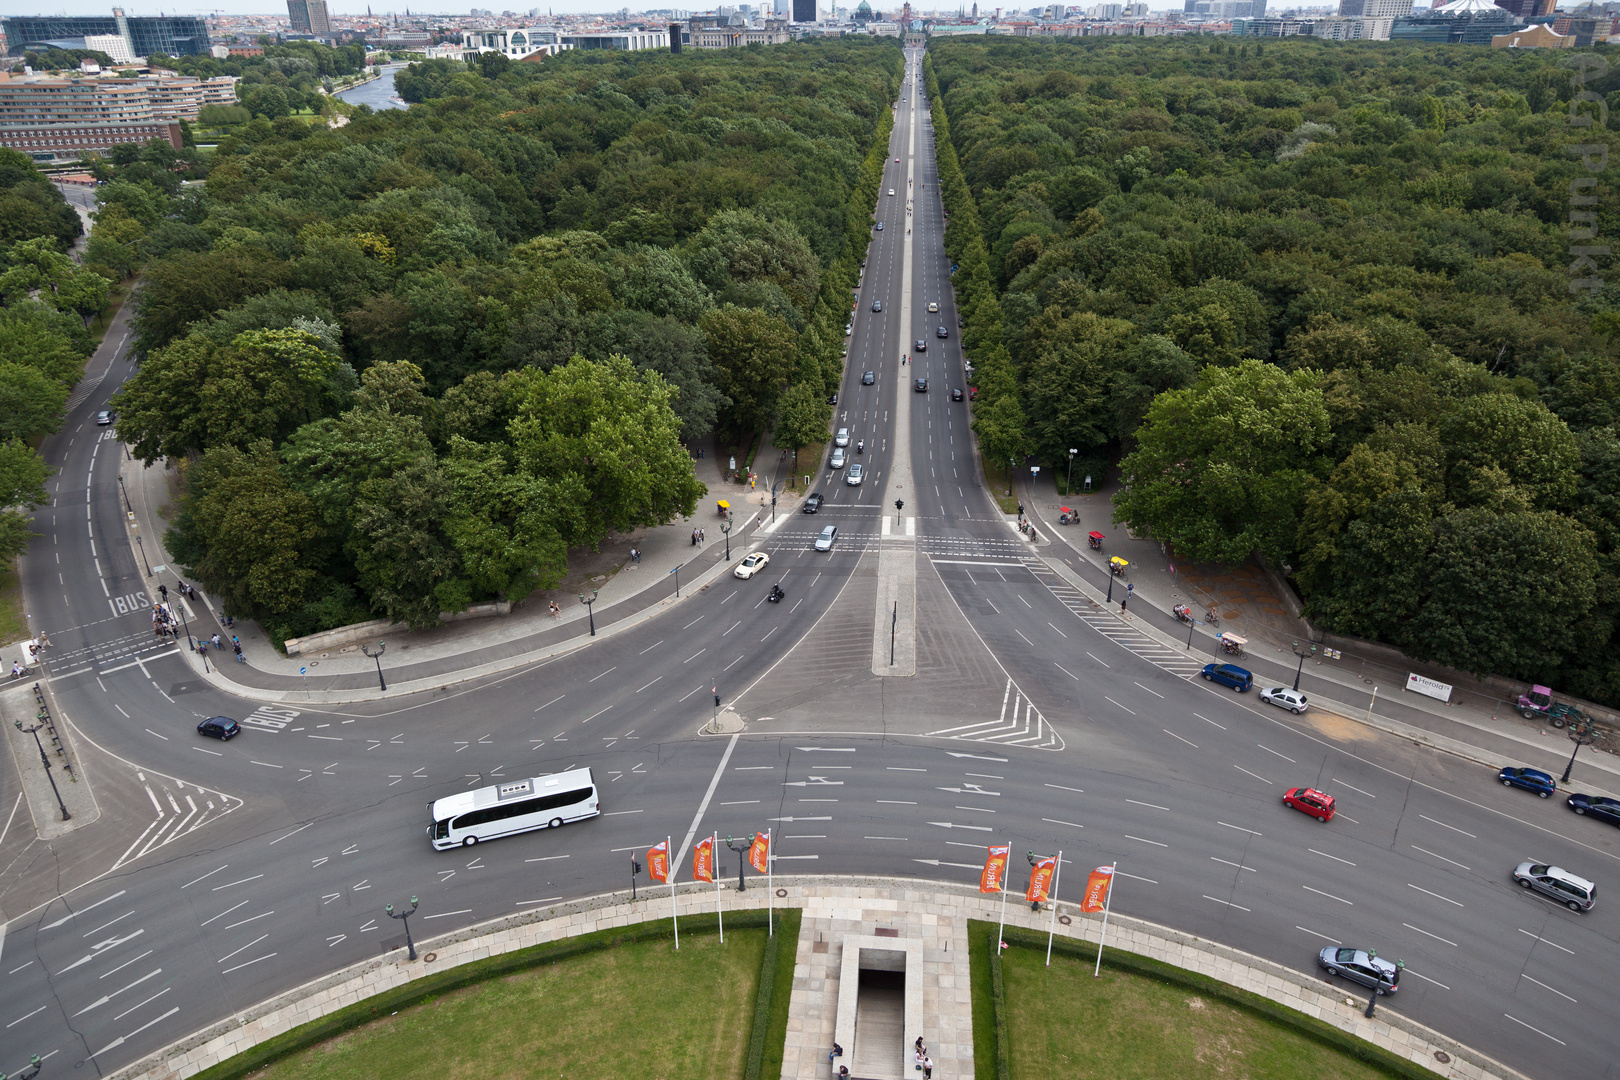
[427,768,600,850]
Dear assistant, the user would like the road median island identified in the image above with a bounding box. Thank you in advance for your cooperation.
[970,921,1524,1080]
[176,908,799,1080]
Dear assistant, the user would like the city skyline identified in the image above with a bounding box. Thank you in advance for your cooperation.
[13,1,1212,20]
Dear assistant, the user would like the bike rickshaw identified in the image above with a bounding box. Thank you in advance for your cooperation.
[1087,531,1104,551]
[1220,632,1247,658]
[1058,506,1075,525]
[717,499,731,517]
[1109,556,1129,577]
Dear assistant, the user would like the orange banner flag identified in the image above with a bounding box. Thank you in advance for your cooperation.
[646,840,670,884]
[749,832,770,874]
[692,835,715,883]
[980,844,1011,894]
[1081,865,1115,912]
[1026,856,1057,903]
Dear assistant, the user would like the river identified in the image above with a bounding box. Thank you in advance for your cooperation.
[336,63,409,111]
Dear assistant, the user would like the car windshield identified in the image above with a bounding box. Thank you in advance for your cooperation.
[1529,864,1550,875]
[1334,948,1356,962]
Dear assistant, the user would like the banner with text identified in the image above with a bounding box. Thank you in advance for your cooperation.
[1026,856,1057,903]
[692,835,715,883]
[749,832,770,873]
[1405,673,1453,702]
[1081,865,1115,912]
[647,840,670,884]
[980,844,1011,894]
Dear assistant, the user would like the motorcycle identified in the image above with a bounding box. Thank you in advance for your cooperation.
[767,583,785,604]
[857,441,864,455]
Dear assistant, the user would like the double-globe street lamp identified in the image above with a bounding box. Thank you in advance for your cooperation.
[1362,950,1404,1018]
[361,640,387,691]
[1291,641,1317,692]
[1561,716,1601,784]
[579,589,599,636]
[15,716,70,821]
[0,1055,43,1080]
[384,896,420,960]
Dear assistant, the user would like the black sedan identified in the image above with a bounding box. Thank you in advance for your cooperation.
[198,716,241,740]
[802,492,824,514]
[1568,793,1620,826]
[914,339,926,352]
[862,371,876,385]
[872,300,883,312]
[914,378,928,393]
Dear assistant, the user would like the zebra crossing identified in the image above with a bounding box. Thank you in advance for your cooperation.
[1022,559,1207,679]
[926,676,1064,750]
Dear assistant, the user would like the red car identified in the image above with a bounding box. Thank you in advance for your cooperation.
[1283,787,1336,822]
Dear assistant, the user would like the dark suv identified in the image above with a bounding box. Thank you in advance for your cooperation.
[198,716,241,740]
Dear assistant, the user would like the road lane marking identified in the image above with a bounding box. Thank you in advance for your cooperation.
[1163,729,1197,748]
[1125,835,1166,847]
[1419,814,1475,838]
[1042,818,1083,829]
[1517,929,1573,954]
[1332,777,1377,797]
[1202,895,1249,911]
[1233,766,1271,785]
[1218,822,1261,836]
[1309,849,1356,866]
[1407,883,1464,907]
[1303,885,1352,905]
[1410,845,1469,870]
[1295,925,1340,944]
[1211,858,1256,872]
[1256,744,1294,763]
[1126,799,1169,811]
[1504,1014,1564,1045]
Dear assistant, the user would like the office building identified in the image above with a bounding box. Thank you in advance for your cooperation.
[560,28,670,49]
[0,73,238,126]
[460,26,565,58]
[286,0,333,36]
[1493,0,1555,15]
[4,8,210,59]
[1338,0,1411,17]
[793,0,819,19]
[1,118,182,163]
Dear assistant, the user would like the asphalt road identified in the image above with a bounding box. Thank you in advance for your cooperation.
[3,49,1615,1080]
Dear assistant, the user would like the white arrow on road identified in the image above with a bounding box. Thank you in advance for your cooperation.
[766,816,833,822]
[796,747,858,752]
[784,777,845,786]
[913,859,985,870]
[926,821,992,832]
[946,752,1008,762]
[936,785,1001,797]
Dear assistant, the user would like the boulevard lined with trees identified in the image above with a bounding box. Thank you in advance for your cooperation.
[927,36,1620,702]
[96,39,898,644]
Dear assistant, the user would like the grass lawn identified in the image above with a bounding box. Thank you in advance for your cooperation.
[254,929,767,1080]
[1001,943,1394,1080]
[0,559,30,642]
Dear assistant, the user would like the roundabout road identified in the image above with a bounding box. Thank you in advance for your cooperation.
[1,50,1613,1080]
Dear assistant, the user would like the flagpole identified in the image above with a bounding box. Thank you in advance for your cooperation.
[714,831,724,943]
[669,835,679,951]
[1045,850,1062,967]
[995,843,1009,956]
[1093,863,1116,978]
[766,828,774,937]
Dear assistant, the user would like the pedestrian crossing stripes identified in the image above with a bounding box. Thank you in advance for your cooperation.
[1022,559,1207,679]
[926,676,1064,750]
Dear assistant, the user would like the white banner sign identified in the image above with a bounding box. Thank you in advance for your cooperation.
[1406,673,1453,702]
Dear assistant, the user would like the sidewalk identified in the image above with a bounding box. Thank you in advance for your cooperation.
[108,430,808,703]
[1013,474,1620,794]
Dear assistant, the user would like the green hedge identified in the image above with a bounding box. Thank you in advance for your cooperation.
[978,922,1442,1080]
[751,907,802,1080]
[965,920,1001,1080]
[188,909,782,1080]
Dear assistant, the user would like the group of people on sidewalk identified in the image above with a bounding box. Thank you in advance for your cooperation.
[828,1035,932,1078]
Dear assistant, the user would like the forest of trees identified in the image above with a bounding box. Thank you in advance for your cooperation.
[926,36,1620,701]
[94,39,899,643]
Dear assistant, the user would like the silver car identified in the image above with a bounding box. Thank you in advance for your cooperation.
[834,427,850,448]
[830,447,846,469]
[1513,862,1596,911]
[1259,686,1308,714]
[1317,947,1400,994]
[814,525,838,552]
[846,463,864,486]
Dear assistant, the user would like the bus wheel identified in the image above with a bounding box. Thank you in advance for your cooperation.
[462,836,478,846]
[550,818,563,829]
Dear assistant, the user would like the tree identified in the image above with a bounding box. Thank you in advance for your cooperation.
[582,310,725,442]
[1114,360,1332,566]
[700,305,797,436]
[0,363,68,439]
[133,247,292,353]
[349,460,466,626]
[0,438,51,561]
[1438,393,1579,512]
[774,381,833,475]
[972,393,1033,490]
[507,355,704,547]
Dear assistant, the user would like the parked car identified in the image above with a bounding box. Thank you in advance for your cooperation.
[734,551,771,579]
[1566,793,1620,826]
[834,427,850,448]
[928,302,939,313]
[827,392,838,405]
[862,371,876,385]
[197,716,241,741]
[1318,948,1400,994]
[1201,663,1252,691]
[1259,686,1309,714]
[1283,787,1336,822]
[803,492,824,513]
[1513,861,1596,911]
[1499,766,1556,798]
[814,525,838,552]
[846,464,864,486]
[951,387,964,401]
[844,324,852,336]
[830,447,847,469]
[914,378,928,393]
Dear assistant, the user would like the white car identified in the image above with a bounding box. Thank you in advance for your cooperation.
[834,427,850,448]
[1259,686,1309,714]
[888,188,895,196]
[927,302,938,313]
[734,551,771,579]
[846,463,864,486]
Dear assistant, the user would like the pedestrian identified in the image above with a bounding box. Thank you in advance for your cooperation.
[198,640,208,659]
[159,584,168,600]
[829,1042,843,1062]
[923,1058,932,1079]
[1126,582,1133,597]
[915,1036,926,1056]
[211,633,221,649]
[691,528,698,547]
[234,641,244,663]
[37,631,50,648]
[1120,596,1128,614]
[549,600,560,618]
[699,527,705,542]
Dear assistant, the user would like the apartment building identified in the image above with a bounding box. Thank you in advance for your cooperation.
[1,118,181,163]
[0,73,238,126]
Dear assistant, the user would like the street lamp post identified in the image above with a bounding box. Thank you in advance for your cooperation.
[1291,641,1316,692]
[0,1054,43,1080]
[15,717,70,821]
[770,478,785,524]
[722,512,733,561]
[630,853,643,900]
[360,641,387,691]
[1008,457,1016,497]
[1362,951,1403,1018]
[1561,717,1601,784]
[134,532,151,574]
[578,590,598,636]
[725,835,751,892]
[1067,449,1077,497]
[117,472,132,513]
[384,896,420,960]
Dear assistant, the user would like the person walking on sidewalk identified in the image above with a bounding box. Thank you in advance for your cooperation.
[211,633,221,649]
[1120,596,1128,615]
